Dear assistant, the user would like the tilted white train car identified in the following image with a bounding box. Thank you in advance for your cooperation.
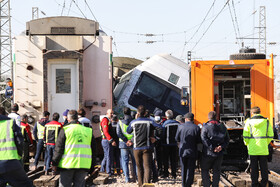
[114,54,189,116]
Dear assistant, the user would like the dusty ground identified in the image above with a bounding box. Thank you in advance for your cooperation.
[96,174,183,187]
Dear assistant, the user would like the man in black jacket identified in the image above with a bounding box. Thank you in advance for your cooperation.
[127,105,162,186]
[201,111,229,187]
[162,109,179,178]
[0,107,33,186]
[175,113,201,187]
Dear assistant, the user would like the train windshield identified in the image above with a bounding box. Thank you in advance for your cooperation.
[128,72,188,115]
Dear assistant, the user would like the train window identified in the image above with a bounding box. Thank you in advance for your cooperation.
[114,81,127,100]
[164,90,188,114]
[168,73,179,85]
[136,75,167,103]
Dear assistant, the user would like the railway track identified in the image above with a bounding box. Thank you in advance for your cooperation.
[28,167,280,187]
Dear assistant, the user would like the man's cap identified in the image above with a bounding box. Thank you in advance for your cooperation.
[63,109,69,116]
[184,113,194,120]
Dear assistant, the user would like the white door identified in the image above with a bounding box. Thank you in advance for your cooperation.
[49,61,78,122]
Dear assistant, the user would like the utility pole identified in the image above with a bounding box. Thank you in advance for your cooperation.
[32,7,39,20]
[188,51,192,112]
[258,6,266,55]
[236,6,266,55]
[0,0,13,109]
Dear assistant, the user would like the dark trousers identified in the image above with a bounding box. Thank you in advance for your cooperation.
[163,145,178,177]
[34,139,46,167]
[100,139,113,174]
[250,155,268,187]
[23,141,30,172]
[180,156,196,187]
[201,155,223,187]
[45,145,55,171]
[134,149,152,186]
[151,156,158,182]
[112,146,120,173]
[59,169,87,187]
[0,160,33,187]
[155,143,163,173]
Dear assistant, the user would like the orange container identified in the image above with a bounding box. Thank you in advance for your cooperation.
[191,55,274,125]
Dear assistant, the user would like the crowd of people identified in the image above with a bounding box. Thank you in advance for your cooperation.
[0,103,275,187]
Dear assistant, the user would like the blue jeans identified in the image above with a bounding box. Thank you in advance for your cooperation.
[45,145,55,171]
[120,148,137,182]
[100,139,113,174]
[34,139,47,167]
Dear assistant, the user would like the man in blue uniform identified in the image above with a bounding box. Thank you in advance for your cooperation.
[175,113,200,187]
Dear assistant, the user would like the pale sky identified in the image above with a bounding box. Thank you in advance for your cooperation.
[11,0,280,63]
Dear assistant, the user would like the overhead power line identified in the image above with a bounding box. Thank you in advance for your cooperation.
[180,0,217,58]
[191,0,230,51]
[67,0,73,16]
[72,0,87,18]
[61,0,66,16]
[228,1,240,46]
[84,0,98,21]
[231,0,242,44]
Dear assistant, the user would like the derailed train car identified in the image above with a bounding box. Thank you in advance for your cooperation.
[114,54,189,117]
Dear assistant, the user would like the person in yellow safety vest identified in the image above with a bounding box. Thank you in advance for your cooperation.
[52,110,96,186]
[20,114,33,172]
[243,106,274,187]
[0,107,33,187]
[116,107,137,183]
[33,111,50,170]
[44,112,63,175]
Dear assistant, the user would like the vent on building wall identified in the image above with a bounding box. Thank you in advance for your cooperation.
[51,27,75,35]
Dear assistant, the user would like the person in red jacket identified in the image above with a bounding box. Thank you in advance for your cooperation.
[44,112,63,175]
[100,109,116,176]
[21,114,33,172]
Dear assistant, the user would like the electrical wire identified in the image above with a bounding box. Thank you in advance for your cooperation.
[191,0,230,51]
[67,0,73,16]
[61,0,66,16]
[84,0,98,21]
[72,0,87,18]
[84,0,103,30]
[180,0,217,58]
[228,1,240,46]
[232,0,242,44]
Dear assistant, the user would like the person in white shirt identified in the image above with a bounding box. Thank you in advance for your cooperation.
[8,103,21,127]
[78,108,92,128]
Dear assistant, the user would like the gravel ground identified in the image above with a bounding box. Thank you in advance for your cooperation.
[96,174,183,187]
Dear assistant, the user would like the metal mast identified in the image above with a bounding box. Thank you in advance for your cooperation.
[0,0,12,108]
[32,7,39,20]
[259,6,266,55]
